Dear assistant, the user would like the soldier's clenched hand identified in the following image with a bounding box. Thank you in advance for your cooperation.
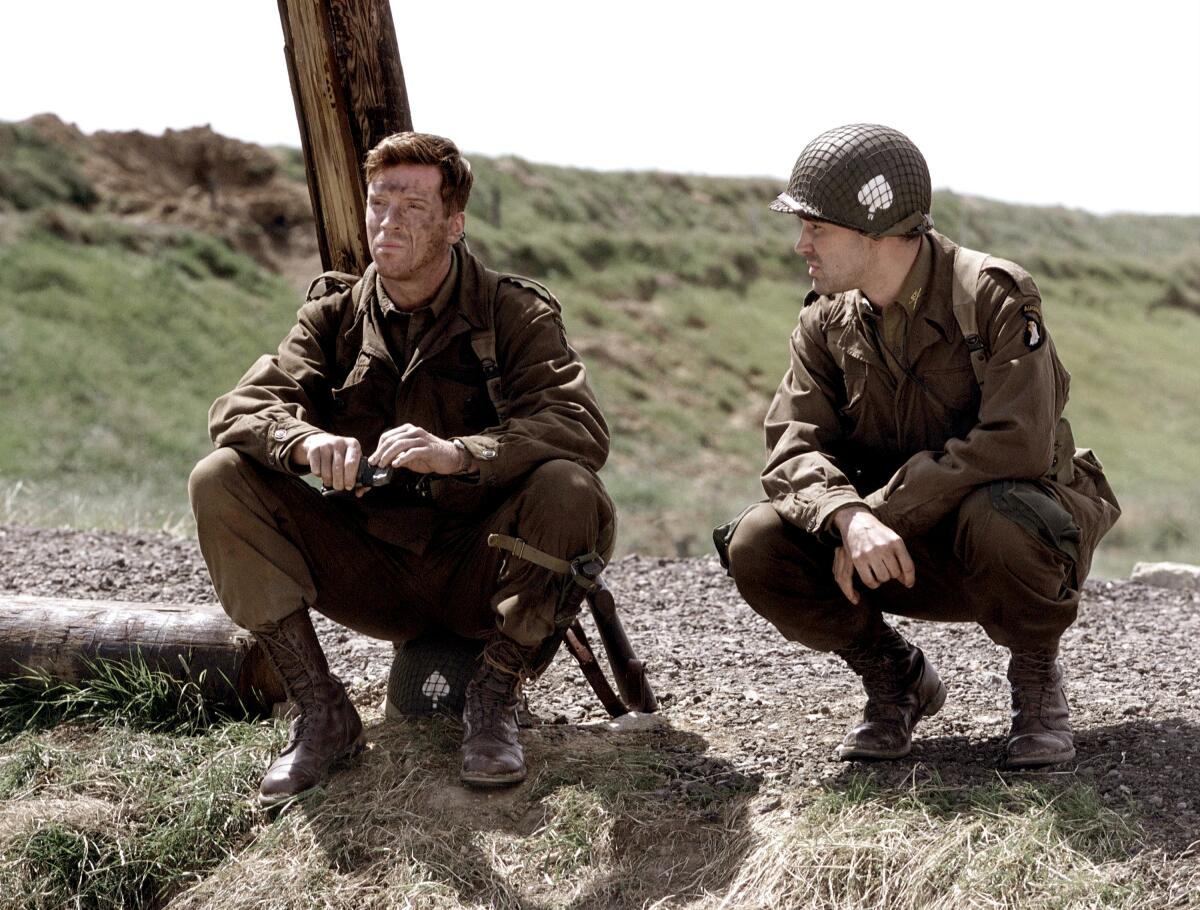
[369,424,467,475]
[292,433,363,492]
[832,505,916,604]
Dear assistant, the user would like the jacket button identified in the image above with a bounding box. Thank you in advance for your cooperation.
[481,448,496,459]
[273,429,287,441]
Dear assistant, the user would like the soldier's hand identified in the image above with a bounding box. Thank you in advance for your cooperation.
[292,433,363,492]
[370,424,465,475]
[832,505,916,602]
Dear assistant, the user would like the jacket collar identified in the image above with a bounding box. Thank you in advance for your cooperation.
[908,230,966,356]
[834,230,964,367]
[356,241,492,379]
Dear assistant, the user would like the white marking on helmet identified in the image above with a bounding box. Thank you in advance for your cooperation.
[857,175,894,221]
[775,191,804,212]
[422,670,451,709]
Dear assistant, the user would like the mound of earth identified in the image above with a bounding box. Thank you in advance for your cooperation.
[1,523,1197,859]
[21,114,318,278]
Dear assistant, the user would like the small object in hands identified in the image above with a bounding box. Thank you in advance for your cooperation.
[356,459,394,487]
[321,459,393,495]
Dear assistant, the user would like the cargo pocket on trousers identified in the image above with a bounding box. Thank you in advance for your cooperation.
[713,502,762,576]
[989,480,1082,589]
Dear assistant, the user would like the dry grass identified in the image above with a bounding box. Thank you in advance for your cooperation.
[1,681,1195,909]
[163,715,759,910]
[707,771,1181,910]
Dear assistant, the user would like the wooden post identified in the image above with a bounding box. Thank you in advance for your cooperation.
[277,0,414,274]
[0,595,284,714]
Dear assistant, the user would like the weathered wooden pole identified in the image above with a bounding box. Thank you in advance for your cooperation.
[277,0,414,274]
[0,596,284,714]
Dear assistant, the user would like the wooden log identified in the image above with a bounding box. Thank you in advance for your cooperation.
[0,595,284,714]
[277,0,414,274]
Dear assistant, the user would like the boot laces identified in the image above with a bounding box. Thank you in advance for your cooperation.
[1009,651,1060,712]
[468,639,528,725]
[840,645,910,721]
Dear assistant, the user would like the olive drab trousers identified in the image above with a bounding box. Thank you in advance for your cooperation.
[727,482,1090,653]
[189,448,615,648]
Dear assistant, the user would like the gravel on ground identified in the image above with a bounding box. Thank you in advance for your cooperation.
[1,523,1197,858]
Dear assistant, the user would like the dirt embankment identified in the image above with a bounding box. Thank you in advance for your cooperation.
[1,522,1198,861]
[22,113,320,283]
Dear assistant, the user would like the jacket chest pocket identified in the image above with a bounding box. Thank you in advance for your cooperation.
[329,352,397,447]
[838,356,892,436]
[838,356,868,418]
[414,341,498,435]
[416,368,498,436]
[912,363,978,425]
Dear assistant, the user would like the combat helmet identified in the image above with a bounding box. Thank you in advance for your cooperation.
[770,124,934,237]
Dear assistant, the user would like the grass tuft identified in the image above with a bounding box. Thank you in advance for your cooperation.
[0,655,252,740]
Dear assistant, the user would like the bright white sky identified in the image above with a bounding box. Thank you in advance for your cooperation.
[3,1,1198,215]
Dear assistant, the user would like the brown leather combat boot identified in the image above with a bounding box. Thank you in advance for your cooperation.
[834,625,947,761]
[461,636,533,788]
[255,609,365,808]
[1004,649,1075,768]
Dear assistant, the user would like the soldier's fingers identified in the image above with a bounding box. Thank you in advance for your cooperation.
[896,542,917,588]
[878,553,905,584]
[392,445,433,470]
[377,424,421,447]
[855,557,881,589]
[342,443,362,489]
[323,454,338,486]
[833,549,859,604]
[331,448,347,490]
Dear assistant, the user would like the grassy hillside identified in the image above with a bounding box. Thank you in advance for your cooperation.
[2,121,1198,575]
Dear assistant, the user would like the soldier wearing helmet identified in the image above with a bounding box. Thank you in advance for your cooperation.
[718,124,1120,768]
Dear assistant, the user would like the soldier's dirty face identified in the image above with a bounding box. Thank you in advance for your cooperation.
[366,164,463,285]
[794,219,875,296]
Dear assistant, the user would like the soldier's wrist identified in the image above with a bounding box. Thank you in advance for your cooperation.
[451,438,473,475]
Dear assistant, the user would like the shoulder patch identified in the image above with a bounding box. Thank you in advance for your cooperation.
[305,270,359,303]
[1021,302,1045,350]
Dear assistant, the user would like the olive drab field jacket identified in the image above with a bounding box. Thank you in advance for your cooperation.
[207,241,609,553]
[763,230,1118,570]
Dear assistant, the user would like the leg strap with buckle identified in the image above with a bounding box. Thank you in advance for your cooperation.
[487,533,602,592]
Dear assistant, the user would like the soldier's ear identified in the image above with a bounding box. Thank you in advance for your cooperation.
[447,210,465,243]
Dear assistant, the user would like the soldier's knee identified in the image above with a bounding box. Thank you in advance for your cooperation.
[189,449,236,501]
[188,448,254,518]
[726,503,782,582]
[526,458,595,495]
[957,482,1077,587]
[525,460,611,522]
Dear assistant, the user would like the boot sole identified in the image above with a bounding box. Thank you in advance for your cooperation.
[460,767,527,788]
[836,678,948,762]
[1002,742,1076,769]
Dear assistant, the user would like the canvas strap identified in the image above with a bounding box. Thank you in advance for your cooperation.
[950,245,990,386]
[486,534,601,591]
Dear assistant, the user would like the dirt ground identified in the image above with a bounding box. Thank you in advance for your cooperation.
[1,523,1197,862]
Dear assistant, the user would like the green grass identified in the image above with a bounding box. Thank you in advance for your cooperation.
[2,128,1199,574]
[0,661,280,910]
[0,123,97,212]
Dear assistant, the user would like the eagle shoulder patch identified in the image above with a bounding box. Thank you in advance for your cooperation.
[1021,303,1044,350]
